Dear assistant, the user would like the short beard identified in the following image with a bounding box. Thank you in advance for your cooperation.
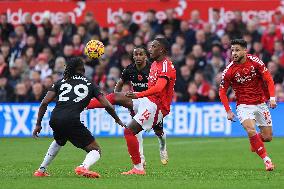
[236,55,244,63]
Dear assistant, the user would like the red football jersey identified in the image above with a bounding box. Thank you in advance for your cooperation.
[220,54,270,105]
[147,58,176,116]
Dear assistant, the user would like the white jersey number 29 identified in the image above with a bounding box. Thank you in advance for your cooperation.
[59,83,88,102]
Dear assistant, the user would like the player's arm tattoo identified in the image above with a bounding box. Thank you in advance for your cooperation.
[36,91,56,126]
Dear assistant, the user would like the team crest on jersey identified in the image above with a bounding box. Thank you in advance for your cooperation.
[137,74,143,81]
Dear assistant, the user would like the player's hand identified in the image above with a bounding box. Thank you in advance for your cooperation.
[125,91,138,99]
[227,110,236,122]
[116,119,126,128]
[32,125,42,138]
[269,98,277,109]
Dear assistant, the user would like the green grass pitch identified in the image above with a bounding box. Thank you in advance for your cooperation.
[1,137,284,189]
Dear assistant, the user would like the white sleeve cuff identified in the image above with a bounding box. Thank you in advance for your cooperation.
[270,97,276,101]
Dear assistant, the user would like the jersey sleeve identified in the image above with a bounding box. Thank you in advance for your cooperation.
[219,68,231,112]
[121,67,130,82]
[48,81,60,93]
[91,83,103,98]
[157,60,173,81]
[254,58,275,97]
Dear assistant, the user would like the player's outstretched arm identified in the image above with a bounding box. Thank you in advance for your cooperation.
[125,77,167,99]
[97,95,125,127]
[33,91,56,138]
[114,79,124,92]
[262,71,277,109]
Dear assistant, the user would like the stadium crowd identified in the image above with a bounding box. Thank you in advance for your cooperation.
[0,9,284,103]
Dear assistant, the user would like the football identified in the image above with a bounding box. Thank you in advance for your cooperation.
[84,39,105,59]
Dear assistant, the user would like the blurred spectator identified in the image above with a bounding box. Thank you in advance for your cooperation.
[62,14,77,45]
[24,13,37,36]
[77,24,91,44]
[194,71,211,96]
[208,88,220,102]
[175,64,192,98]
[93,64,107,89]
[0,42,11,63]
[0,76,13,102]
[13,82,29,102]
[82,12,100,36]
[34,53,52,80]
[54,56,66,78]
[178,20,195,53]
[122,11,139,35]
[138,22,154,44]
[28,82,45,102]
[275,84,284,102]
[62,44,74,61]
[72,34,84,56]
[204,55,225,83]
[0,13,14,42]
[145,9,160,33]
[188,9,204,31]
[42,75,53,92]
[7,65,21,88]
[0,53,9,77]
[246,20,261,43]
[209,8,225,38]
[267,61,284,84]
[171,43,184,66]
[232,11,246,35]
[192,44,207,70]
[106,76,117,93]
[261,23,282,55]
[179,81,207,102]
[37,26,48,48]
[162,8,181,33]
[43,47,56,69]
[251,41,271,64]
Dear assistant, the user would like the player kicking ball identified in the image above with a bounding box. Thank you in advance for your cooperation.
[32,57,124,178]
[88,38,176,175]
[219,39,277,171]
[88,46,168,166]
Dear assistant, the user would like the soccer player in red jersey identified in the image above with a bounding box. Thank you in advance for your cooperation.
[219,39,277,171]
[87,38,176,175]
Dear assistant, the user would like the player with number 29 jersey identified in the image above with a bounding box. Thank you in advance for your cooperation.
[50,75,102,121]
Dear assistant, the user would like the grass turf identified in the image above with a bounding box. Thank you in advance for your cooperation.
[0,137,284,189]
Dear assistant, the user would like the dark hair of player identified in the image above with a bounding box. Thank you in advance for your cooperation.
[133,45,148,57]
[63,57,84,80]
[230,39,247,48]
[155,37,170,54]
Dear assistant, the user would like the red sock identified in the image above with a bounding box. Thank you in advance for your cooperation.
[124,128,141,165]
[258,133,265,142]
[249,133,267,159]
[87,93,116,109]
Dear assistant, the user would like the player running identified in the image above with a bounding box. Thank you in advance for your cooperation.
[32,57,124,178]
[87,38,176,175]
[219,39,277,171]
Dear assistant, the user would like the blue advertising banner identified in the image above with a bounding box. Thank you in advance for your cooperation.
[0,102,283,137]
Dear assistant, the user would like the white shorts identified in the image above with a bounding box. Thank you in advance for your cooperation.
[132,97,163,130]
[236,103,272,127]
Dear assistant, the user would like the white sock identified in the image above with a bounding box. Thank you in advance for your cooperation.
[263,156,271,163]
[157,133,167,151]
[136,132,145,162]
[80,150,100,169]
[39,140,62,172]
[134,163,144,171]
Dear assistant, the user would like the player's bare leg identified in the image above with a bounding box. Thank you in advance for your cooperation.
[33,140,64,177]
[242,119,274,171]
[121,120,145,175]
[87,92,133,110]
[259,126,273,142]
[154,126,168,165]
[75,140,101,178]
